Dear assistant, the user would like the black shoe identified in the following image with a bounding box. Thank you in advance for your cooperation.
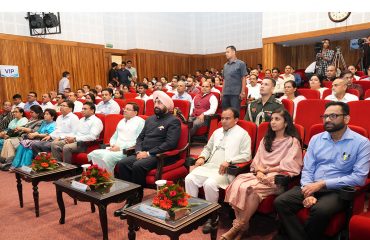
[0,163,11,171]
[114,203,132,217]
[202,216,219,234]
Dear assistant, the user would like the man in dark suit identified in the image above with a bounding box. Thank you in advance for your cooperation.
[114,91,181,217]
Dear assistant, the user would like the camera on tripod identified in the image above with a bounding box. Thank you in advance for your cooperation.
[358,38,366,48]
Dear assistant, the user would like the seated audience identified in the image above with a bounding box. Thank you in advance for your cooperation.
[206,77,221,94]
[279,80,306,120]
[85,93,96,104]
[135,83,152,101]
[325,78,359,103]
[88,102,145,173]
[82,85,90,94]
[347,65,360,80]
[361,65,370,80]
[185,108,252,233]
[324,65,337,82]
[172,80,193,102]
[223,108,303,240]
[63,88,71,99]
[51,102,103,163]
[11,109,57,170]
[95,84,103,96]
[0,105,43,169]
[68,92,83,112]
[245,78,282,126]
[76,89,86,100]
[154,81,164,91]
[167,77,179,93]
[32,101,79,156]
[274,102,370,240]
[0,107,28,156]
[40,93,55,111]
[186,76,200,95]
[280,65,295,82]
[309,74,328,98]
[49,91,58,101]
[96,88,120,114]
[247,74,261,101]
[114,90,124,100]
[90,89,102,100]
[0,102,14,132]
[122,85,130,94]
[264,69,272,79]
[341,70,364,97]
[24,92,40,111]
[114,91,180,216]
[54,94,66,112]
[272,68,285,96]
[12,94,25,110]
[291,66,302,87]
[189,81,218,136]
[214,76,223,87]
[147,81,155,92]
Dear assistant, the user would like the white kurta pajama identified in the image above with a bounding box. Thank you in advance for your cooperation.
[87,116,144,173]
[185,124,251,202]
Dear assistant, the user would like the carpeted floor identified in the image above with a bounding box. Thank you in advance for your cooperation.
[0,146,277,240]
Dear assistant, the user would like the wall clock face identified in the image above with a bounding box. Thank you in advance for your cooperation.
[328,12,351,22]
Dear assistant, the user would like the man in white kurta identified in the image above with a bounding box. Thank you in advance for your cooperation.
[87,102,145,173]
[185,108,252,203]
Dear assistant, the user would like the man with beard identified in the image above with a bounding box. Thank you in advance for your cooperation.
[114,91,181,218]
[274,101,370,240]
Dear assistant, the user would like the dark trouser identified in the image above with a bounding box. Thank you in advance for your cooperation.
[116,154,178,187]
[31,141,52,157]
[189,116,210,136]
[222,95,241,113]
[274,186,347,240]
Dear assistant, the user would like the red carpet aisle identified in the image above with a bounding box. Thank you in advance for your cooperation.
[0,149,277,240]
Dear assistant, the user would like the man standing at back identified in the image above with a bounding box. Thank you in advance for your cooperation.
[58,71,71,94]
[222,46,247,113]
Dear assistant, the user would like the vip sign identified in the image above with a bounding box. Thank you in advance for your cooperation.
[0,65,19,78]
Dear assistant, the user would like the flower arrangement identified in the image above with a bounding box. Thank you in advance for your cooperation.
[31,152,59,171]
[79,164,113,190]
[152,181,191,220]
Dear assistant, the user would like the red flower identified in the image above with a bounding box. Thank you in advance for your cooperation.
[35,155,41,161]
[162,187,168,193]
[41,162,49,168]
[86,177,97,186]
[50,159,57,164]
[159,198,172,210]
[169,191,177,197]
[152,196,160,206]
[176,186,184,192]
[47,152,52,158]
[166,181,174,186]
[177,198,188,207]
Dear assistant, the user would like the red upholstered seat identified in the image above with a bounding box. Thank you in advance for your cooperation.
[145,122,189,187]
[103,114,124,144]
[364,89,370,99]
[349,212,370,240]
[124,92,138,99]
[308,124,368,142]
[281,99,294,117]
[297,89,320,99]
[295,99,330,145]
[173,99,191,121]
[165,92,174,98]
[145,99,154,116]
[71,114,105,165]
[354,80,370,93]
[322,80,333,89]
[348,101,370,138]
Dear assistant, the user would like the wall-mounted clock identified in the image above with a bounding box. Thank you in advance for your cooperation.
[328,12,351,22]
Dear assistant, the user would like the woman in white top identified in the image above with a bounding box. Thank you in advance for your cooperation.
[279,80,306,120]
[309,74,328,98]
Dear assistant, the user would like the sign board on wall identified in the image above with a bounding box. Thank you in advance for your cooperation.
[0,65,19,78]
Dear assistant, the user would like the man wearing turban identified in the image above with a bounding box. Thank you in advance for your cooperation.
[114,91,181,217]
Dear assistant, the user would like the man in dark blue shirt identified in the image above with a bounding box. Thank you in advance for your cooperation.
[117,61,132,87]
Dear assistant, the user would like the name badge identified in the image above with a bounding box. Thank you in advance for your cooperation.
[139,204,168,220]
[20,166,33,173]
[71,180,88,192]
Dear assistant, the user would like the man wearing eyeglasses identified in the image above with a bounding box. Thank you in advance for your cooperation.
[274,101,370,240]
[32,100,79,155]
[324,78,358,103]
[24,92,40,111]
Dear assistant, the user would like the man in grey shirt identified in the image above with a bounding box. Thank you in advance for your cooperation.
[222,46,247,113]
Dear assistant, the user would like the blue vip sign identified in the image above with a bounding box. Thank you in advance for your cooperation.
[0,65,19,78]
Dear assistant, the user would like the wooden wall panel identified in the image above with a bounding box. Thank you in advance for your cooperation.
[0,34,106,103]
